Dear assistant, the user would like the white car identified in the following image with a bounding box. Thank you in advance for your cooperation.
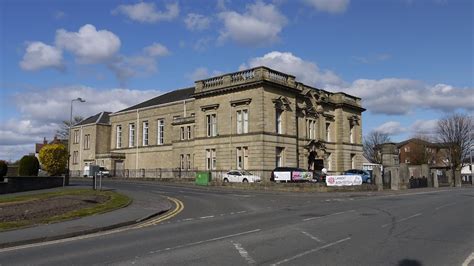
[223,170,261,183]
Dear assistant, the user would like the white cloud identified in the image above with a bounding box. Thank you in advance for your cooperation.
[218,1,287,46]
[55,24,121,64]
[112,2,179,23]
[242,51,474,115]
[241,51,345,89]
[1,85,162,160]
[410,119,438,135]
[374,121,406,135]
[143,43,170,57]
[184,13,211,31]
[193,37,212,51]
[302,0,350,14]
[188,67,223,81]
[19,42,64,71]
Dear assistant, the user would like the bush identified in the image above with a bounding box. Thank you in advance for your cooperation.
[18,155,40,176]
[39,144,68,176]
[0,160,7,177]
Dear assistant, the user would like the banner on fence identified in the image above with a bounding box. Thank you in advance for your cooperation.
[326,175,363,186]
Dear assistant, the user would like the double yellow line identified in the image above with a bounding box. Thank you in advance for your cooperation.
[135,196,184,229]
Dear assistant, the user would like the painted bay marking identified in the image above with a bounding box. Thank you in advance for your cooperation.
[435,202,457,211]
[271,237,351,265]
[199,215,214,219]
[303,210,356,221]
[462,252,474,266]
[381,213,422,228]
[301,231,324,243]
[149,229,261,254]
[232,241,256,265]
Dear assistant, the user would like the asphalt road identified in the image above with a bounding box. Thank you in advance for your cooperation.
[0,180,473,266]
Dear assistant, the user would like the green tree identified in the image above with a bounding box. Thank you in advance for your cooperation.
[19,155,40,176]
[39,144,68,176]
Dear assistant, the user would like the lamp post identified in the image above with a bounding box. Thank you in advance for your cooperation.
[67,97,86,180]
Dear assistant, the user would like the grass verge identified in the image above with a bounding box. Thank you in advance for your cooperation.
[0,188,131,231]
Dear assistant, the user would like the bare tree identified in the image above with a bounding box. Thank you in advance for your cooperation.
[436,113,473,184]
[363,131,391,163]
[56,116,83,140]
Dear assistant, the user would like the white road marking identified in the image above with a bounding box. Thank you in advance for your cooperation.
[303,210,356,221]
[381,213,422,228]
[199,215,215,219]
[149,229,261,254]
[232,241,256,265]
[435,202,457,211]
[271,237,351,265]
[236,211,247,214]
[301,231,324,243]
[182,218,195,221]
[462,252,474,266]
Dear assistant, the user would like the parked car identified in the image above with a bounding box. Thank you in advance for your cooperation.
[343,169,371,183]
[223,170,261,183]
[270,167,313,182]
[98,167,110,178]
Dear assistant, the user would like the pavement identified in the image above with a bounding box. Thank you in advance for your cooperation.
[0,183,172,248]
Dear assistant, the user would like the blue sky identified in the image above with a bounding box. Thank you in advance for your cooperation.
[1,0,473,161]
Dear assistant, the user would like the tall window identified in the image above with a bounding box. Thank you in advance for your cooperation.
[276,147,284,167]
[349,124,354,143]
[307,119,316,139]
[206,149,216,170]
[73,130,80,144]
[186,154,191,169]
[142,121,149,146]
[326,122,331,142]
[72,151,78,164]
[236,110,249,134]
[327,153,332,170]
[84,134,90,150]
[206,114,217,137]
[129,123,135,147]
[157,119,164,145]
[351,153,356,169]
[180,154,185,169]
[180,127,185,140]
[116,125,122,148]
[276,109,283,134]
[187,126,192,139]
[236,147,249,169]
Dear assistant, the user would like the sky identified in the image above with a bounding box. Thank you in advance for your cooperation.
[0,0,473,161]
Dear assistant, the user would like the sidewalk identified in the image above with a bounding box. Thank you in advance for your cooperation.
[0,185,172,248]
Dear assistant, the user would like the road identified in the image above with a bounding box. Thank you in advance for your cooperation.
[0,180,473,265]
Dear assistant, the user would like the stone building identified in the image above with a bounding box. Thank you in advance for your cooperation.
[69,67,365,179]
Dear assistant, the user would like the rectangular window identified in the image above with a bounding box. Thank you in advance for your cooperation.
[349,124,354,143]
[276,109,283,134]
[157,119,164,145]
[236,147,249,170]
[186,154,191,170]
[404,146,411,152]
[116,125,122,148]
[142,121,149,146]
[206,149,216,170]
[306,119,316,139]
[129,123,135,147]
[187,126,191,139]
[180,127,185,140]
[206,114,217,137]
[84,134,90,150]
[180,154,185,170]
[276,147,284,167]
[72,151,78,164]
[326,122,331,142]
[74,130,80,144]
[236,110,249,134]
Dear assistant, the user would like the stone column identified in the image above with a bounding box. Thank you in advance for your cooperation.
[373,166,383,191]
[388,167,400,191]
[399,163,409,190]
[431,169,439,188]
[422,164,431,187]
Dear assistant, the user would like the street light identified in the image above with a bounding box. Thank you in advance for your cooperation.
[67,97,86,179]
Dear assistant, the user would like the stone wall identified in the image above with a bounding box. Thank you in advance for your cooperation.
[0,176,64,194]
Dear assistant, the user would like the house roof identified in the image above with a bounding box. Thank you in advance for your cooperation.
[117,87,195,113]
[396,138,450,148]
[75,111,111,126]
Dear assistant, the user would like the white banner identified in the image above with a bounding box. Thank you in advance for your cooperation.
[326,175,363,186]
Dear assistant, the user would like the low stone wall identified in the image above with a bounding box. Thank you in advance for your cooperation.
[0,176,64,194]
